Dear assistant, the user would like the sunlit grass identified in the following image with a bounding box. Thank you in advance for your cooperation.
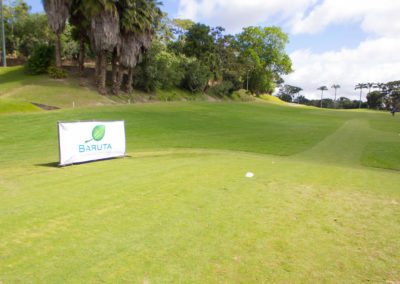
[0,68,399,282]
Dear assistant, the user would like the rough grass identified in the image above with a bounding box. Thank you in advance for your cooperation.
[259,94,287,105]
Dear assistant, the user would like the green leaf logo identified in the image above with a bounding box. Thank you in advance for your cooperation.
[92,125,106,141]
[85,125,105,143]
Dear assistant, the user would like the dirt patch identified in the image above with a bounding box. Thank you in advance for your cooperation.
[31,102,60,111]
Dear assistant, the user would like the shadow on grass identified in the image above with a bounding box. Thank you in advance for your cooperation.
[35,156,131,168]
[35,162,60,168]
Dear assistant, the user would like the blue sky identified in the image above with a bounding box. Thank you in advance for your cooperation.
[24,0,400,99]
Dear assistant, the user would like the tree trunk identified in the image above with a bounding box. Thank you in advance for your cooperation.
[117,68,124,93]
[112,49,120,95]
[78,34,85,73]
[320,91,323,108]
[55,33,62,68]
[98,50,108,95]
[126,67,133,94]
[95,53,101,84]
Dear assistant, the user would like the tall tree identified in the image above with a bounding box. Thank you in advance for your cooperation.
[115,0,161,94]
[331,84,340,108]
[355,83,368,109]
[76,0,120,94]
[317,86,328,108]
[69,0,90,73]
[278,84,302,103]
[236,26,292,94]
[42,0,71,67]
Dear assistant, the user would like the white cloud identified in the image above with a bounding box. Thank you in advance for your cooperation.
[177,0,400,36]
[284,36,400,100]
[292,0,400,36]
[177,0,317,33]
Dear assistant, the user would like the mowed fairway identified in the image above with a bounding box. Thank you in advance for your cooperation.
[0,102,399,283]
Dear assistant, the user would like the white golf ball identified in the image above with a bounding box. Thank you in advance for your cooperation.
[245,172,254,178]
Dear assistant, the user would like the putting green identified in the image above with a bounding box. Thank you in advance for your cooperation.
[0,102,399,283]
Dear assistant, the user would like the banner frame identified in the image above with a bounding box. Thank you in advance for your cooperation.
[57,120,126,167]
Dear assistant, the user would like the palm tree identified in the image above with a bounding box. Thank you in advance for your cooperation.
[42,0,72,67]
[331,84,340,108]
[355,83,368,108]
[373,82,386,92]
[77,0,120,94]
[317,86,328,108]
[113,0,161,94]
[366,82,375,95]
[69,0,90,73]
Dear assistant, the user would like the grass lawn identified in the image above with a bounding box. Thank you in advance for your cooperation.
[0,68,399,282]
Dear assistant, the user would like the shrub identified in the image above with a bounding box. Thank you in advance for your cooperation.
[223,72,242,92]
[47,66,67,79]
[181,58,210,93]
[231,89,255,102]
[134,42,185,92]
[207,81,234,98]
[25,45,54,75]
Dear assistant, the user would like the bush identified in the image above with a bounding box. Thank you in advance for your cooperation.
[207,81,234,98]
[248,68,275,95]
[25,45,54,75]
[223,72,242,92]
[181,58,210,93]
[134,42,185,92]
[231,89,255,102]
[47,66,67,79]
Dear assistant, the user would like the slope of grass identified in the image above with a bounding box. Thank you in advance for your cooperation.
[0,102,347,165]
[0,66,117,109]
[259,94,287,105]
[0,98,41,114]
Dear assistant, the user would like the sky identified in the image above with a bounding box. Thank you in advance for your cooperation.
[24,0,400,100]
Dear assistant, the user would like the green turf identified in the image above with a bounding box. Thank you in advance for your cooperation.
[0,74,400,282]
[362,142,400,171]
[0,66,119,108]
[0,98,42,114]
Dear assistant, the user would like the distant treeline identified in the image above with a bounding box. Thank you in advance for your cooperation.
[277,82,400,110]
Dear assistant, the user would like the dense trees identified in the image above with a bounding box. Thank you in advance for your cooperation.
[1,1,51,59]
[133,18,293,96]
[41,0,162,94]
[5,0,398,110]
[3,1,294,96]
[236,26,292,94]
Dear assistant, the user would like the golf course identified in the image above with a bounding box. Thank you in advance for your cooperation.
[0,67,399,283]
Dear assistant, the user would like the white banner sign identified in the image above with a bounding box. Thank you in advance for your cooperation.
[58,121,126,166]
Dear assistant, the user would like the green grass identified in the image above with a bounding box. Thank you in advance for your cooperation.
[0,66,118,109]
[0,70,400,282]
[362,142,400,171]
[259,94,288,105]
[0,98,41,114]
